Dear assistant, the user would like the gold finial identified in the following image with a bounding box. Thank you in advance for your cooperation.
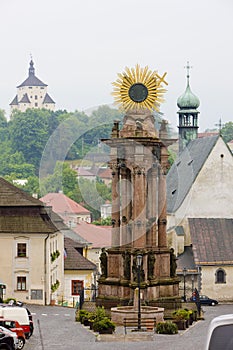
[112,64,168,112]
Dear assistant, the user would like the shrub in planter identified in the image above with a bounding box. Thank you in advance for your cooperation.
[76,310,90,323]
[156,321,178,334]
[172,309,189,330]
[93,317,116,333]
[172,309,189,321]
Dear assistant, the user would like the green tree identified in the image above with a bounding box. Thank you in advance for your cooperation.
[9,109,51,173]
[221,121,233,143]
[40,161,78,196]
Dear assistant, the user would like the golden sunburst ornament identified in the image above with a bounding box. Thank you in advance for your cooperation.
[112,64,168,112]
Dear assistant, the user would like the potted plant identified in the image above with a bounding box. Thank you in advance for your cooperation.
[172,309,189,330]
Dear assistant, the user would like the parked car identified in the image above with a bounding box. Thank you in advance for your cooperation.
[0,308,30,339]
[191,294,218,306]
[2,303,33,339]
[199,295,218,306]
[205,314,233,349]
[0,330,15,350]
[0,320,25,350]
[0,327,18,350]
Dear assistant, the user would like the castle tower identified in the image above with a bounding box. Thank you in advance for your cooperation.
[97,65,179,309]
[10,59,55,115]
[177,62,200,152]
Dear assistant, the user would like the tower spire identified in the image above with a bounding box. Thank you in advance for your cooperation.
[184,61,192,85]
[29,56,35,76]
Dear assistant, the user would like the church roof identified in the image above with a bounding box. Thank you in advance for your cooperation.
[17,59,47,88]
[43,93,55,104]
[167,135,219,213]
[189,218,233,265]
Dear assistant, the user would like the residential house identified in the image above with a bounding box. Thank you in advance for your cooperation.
[0,178,63,305]
[64,237,96,306]
[40,192,91,227]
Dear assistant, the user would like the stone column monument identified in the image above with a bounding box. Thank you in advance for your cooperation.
[96,65,180,310]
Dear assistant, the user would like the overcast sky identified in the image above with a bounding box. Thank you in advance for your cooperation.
[1,0,232,131]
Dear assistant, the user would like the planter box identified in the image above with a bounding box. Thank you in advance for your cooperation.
[172,320,186,330]
[99,328,114,334]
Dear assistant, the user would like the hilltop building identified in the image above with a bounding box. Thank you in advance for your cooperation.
[10,59,55,114]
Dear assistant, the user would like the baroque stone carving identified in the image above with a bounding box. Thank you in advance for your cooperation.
[100,248,108,278]
[122,251,131,280]
[148,250,155,280]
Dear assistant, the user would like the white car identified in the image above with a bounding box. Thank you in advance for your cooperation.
[0,326,19,349]
[205,314,233,350]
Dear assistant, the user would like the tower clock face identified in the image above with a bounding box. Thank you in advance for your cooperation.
[128,83,148,103]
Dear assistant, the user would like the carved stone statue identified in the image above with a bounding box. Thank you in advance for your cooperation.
[123,251,131,280]
[170,248,177,277]
[148,250,155,280]
[100,248,108,278]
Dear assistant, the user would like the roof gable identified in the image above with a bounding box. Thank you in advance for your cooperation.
[19,93,30,103]
[64,237,96,270]
[167,135,219,213]
[0,177,43,207]
[43,93,55,104]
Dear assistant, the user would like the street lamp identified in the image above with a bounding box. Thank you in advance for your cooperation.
[191,274,194,294]
[183,267,187,302]
[136,254,143,330]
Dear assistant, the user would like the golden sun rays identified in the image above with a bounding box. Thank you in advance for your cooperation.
[112,64,168,112]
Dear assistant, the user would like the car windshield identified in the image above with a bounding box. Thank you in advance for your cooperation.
[208,324,233,350]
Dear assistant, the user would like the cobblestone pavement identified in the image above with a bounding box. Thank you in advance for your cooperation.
[23,303,233,350]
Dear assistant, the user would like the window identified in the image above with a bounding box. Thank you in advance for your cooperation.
[215,268,226,283]
[71,280,83,295]
[17,243,26,257]
[17,276,26,291]
[35,95,38,100]
[35,103,38,107]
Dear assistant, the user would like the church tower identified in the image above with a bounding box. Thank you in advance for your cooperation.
[10,59,55,115]
[177,62,200,152]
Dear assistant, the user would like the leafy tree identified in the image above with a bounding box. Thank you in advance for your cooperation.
[9,109,51,173]
[221,122,233,143]
[40,161,78,196]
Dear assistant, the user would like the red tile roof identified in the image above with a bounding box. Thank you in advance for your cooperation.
[40,193,90,215]
[97,168,112,179]
[73,221,111,248]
